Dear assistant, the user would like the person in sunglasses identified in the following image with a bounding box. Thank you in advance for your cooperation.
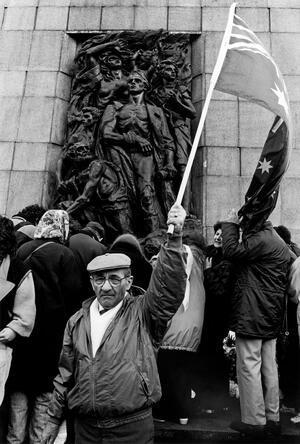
[41,203,187,444]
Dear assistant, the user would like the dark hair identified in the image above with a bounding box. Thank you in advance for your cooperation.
[213,221,222,233]
[274,225,291,245]
[81,222,105,242]
[14,204,46,226]
[183,229,207,252]
[68,216,82,237]
[0,216,17,260]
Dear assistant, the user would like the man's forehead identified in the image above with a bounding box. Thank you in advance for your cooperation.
[91,268,126,277]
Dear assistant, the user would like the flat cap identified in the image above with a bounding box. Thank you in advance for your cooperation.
[87,253,131,273]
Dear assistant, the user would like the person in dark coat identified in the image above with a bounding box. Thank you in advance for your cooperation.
[11,204,46,249]
[274,225,300,415]
[7,210,81,444]
[198,221,234,414]
[69,222,107,300]
[39,203,187,444]
[109,233,153,291]
[222,209,291,437]
[274,225,300,258]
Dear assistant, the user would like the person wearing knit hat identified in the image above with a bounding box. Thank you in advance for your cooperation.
[41,203,187,444]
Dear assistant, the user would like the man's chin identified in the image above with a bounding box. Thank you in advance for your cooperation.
[99,294,115,307]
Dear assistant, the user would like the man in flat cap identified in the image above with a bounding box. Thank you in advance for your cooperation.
[42,203,187,444]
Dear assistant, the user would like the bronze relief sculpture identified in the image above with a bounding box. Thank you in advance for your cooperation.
[56,31,196,241]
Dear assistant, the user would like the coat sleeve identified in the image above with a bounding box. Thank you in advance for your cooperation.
[7,270,36,337]
[61,249,82,316]
[288,257,300,304]
[140,235,187,344]
[222,222,265,262]
[47,317,76,422]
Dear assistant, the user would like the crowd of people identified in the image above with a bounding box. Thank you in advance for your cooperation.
[0,203,300,443]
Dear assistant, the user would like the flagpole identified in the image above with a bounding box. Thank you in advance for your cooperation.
[168,2,237,233]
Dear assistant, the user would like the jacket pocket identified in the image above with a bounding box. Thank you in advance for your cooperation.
[136,367,150,399]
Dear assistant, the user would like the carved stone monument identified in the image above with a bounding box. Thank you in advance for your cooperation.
[55,31,196,242]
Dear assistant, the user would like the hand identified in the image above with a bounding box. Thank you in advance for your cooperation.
[0,328,16,343]
[225,208,239,224]
[167,203,186,235]
[40,420,60,444]
[228,330,236,341]
[205,257,212,269]
[137,137,152,155]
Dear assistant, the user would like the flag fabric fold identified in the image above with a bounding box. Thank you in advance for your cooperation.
[214,4,292,228]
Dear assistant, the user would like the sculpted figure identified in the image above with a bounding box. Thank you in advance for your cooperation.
[61,160,134,243]
[150,60,196,211]
[100,70,176,235]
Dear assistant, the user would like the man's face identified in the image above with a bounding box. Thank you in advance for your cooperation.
[128,75,146,95]
[213,228,222,248]
[90,268,133,309]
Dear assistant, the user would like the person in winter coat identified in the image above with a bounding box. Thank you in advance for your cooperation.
[222,209,291,437]
[69,222,107,300]
[11,204,46,249]
[109,233,153,292]
[287,257,300,424]
[40,203,187,444]
[0,216,35,406]
[6,210,81,444]
[273,225,300,414]
[199,222,234,414]
[154,229,206,424]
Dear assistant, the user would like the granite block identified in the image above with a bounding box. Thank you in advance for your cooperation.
[17,97,54,142]
[0,71,26,96]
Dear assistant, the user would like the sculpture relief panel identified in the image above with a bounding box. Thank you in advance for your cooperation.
[55,31,196,241]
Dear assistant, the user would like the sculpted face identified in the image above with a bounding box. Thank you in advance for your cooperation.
[90,268,133,309]
[128,74,147,95]
[98,167,118,196]
[162,63,177,82]
[106,54,122,69]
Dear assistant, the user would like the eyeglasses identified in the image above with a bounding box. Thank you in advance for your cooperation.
[91,275,128,287]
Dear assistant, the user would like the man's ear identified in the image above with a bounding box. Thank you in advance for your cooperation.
[125,276,133,291]
[90,277,96,292]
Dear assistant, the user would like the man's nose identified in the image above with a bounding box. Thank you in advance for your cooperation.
[101,278,112,290]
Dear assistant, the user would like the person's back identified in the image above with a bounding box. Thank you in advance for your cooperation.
[222,214,291,437]
[224,221,290,339]
[69,232,107,299]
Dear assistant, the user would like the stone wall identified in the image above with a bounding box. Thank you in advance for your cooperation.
[0,0,300,243]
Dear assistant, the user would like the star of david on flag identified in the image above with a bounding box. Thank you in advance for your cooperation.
[214,3,293,228]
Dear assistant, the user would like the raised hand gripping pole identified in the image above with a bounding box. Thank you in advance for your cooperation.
[167,2,236,235]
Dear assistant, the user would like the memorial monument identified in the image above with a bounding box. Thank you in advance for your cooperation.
[55,31,196,241]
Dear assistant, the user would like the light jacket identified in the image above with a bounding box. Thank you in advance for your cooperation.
[160,245,205,352]
[47,237,187,426]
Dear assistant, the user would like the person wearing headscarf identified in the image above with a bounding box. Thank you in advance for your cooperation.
[6,210,81,444]
[109,233,153,292]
